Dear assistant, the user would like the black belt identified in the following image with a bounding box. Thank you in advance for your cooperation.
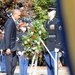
[49,35,56,38]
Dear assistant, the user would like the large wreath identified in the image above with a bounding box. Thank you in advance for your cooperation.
[22,20,48,59]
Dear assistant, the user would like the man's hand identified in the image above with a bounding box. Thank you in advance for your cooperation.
[6,49,11,55]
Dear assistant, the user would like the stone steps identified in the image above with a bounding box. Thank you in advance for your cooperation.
[0,66,70,75]
[58,67,70,75]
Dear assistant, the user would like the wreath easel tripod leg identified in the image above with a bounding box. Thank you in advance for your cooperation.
[40,38,59,75]
[29,54,38,75]
[29,38,59,75]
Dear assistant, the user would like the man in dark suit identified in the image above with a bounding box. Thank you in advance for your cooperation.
[4,9,21,75]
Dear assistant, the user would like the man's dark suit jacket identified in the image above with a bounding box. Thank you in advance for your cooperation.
[4,17,17,52]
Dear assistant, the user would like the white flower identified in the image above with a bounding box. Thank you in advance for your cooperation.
[27,27,30,29]
[34,40,37,43]
[31,32,34,35]
[24,41,27,44]
[37,22,39,23]
[27,39,30,41]
[39,31,41,34]
[32,47,37,50]
[37,41,40,44]
[35,49,39,52]
[40,25,43,28]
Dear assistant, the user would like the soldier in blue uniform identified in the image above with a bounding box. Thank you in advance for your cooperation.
[0,31,2,72]
[44,6,65,75]
[0,31,6,73]
[17,22,29,75]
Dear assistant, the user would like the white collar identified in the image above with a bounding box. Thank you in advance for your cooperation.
[12,16,16,22]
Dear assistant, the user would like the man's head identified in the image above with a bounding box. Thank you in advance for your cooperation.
[20,26,26,32]
[12,9,21,20]
[18,22,26,32]
[47,7,56,18]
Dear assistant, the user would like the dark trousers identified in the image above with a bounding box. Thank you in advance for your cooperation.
[5,51,17,75]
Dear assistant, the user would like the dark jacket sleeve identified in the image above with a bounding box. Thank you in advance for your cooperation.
[4,19,12,49]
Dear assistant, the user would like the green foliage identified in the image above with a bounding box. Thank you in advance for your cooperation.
[0,1,2,7]
[22,20,48,59]
[22,0,56,59]
[32,0,56,21]
[33,0,55,9]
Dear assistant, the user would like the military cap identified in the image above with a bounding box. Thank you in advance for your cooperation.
[47,6,56,12]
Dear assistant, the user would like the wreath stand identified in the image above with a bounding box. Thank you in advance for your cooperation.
[29,38,59,75]
[29,53,38,75]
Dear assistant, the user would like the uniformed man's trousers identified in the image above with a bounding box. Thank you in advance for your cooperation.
[18,55,29,75]
[44,50,55,75]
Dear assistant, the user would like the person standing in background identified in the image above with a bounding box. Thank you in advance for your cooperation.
[4,9,21,75]
[16,21,29,75]
[44,6,64,75]
[0,30,6,73]
[0,31,3,72]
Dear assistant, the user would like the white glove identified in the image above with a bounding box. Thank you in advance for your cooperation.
[18,51,23,56]
[22,51,25,54]
[16,37,19,41]
[55,48,59,52]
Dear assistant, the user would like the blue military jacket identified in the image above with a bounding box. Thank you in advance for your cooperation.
[44,17,65,51]
[16,31,25,52]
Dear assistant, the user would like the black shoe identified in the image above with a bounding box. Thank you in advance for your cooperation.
[1,71,6,73]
